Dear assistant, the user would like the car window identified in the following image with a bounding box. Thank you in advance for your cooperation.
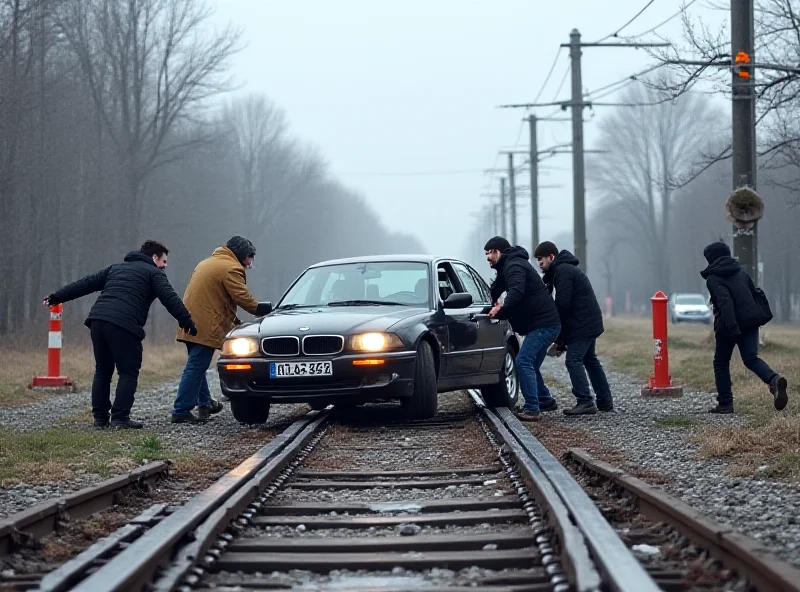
[467,265,492,304]
[279,261,430,307]
[452,262,485,305]
[436,263,458,301]
[676,295,707,305]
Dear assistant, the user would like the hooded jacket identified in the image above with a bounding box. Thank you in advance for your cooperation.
[49,251,193,340]
[700,244,771,336]
[178,247,270,349]
[542,250,604,345]
[488,246,560,335]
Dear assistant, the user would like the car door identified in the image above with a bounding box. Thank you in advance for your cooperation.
[436,261,482,380]
[451,262,506,375]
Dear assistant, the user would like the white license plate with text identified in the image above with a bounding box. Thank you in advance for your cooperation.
[270,361,333,378]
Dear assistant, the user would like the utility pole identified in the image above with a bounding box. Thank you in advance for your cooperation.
[500,177,507,237]
[529,115,539,251]
[507,153,517,245]
[568,29,587,272]
[731,0,758,283]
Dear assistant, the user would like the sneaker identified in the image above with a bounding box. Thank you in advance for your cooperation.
[171,412,205,424]
[563,402,598,416]
[539,400,559,412]
[516,410,541,422]
[770,375,788,411]
[708,404,734,414]
[110,418,144,429]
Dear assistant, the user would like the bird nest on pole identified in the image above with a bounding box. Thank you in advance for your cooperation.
[725,186,764,229]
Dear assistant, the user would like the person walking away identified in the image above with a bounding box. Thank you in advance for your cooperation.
[535,241,614,415]
[43,241,196,429]
[701,241,788,414]
[484,236,562,421]
[172,236,272,423]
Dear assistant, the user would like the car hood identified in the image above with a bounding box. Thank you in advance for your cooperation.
[229,306,426,338]
[674,304,710,312]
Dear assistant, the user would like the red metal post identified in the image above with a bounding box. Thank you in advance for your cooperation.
[649,291,671,388]
[30,304,74,390]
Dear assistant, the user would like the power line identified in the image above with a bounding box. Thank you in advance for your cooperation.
[551,65,570,101]
[533,47,564,104]
[583,63,665,98]
[591,0,658,43]
[619,0,699,40]
[342,168,490,177]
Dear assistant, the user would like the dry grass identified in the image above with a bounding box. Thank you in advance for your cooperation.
[600,316,800,480]
[0,428,171,486]
[0,330,189,406]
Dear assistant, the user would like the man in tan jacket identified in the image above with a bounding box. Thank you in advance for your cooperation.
[171,236,270,423]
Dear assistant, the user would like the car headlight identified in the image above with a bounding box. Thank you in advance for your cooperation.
[222,337,259,357]
[349,332,404,352]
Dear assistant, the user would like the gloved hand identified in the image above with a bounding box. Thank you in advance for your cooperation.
[183,319,198,336]
[42,295,56,307]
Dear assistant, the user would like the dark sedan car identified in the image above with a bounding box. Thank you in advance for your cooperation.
[216,254,521,424]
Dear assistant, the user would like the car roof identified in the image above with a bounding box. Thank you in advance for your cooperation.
[307,254,468,268]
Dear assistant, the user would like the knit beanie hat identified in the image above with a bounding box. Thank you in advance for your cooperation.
[534,241,558,258]
[484,236,512,252]
[226,235,256,264]
[703,241,731,265]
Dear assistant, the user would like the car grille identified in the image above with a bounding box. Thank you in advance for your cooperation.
[261,337,300,356]
[303,335,344,355]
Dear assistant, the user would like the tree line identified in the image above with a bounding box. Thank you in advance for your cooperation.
[0,0,424,340]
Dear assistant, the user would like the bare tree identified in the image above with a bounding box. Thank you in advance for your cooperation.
[56,0,241,244]
[588,80,725,291]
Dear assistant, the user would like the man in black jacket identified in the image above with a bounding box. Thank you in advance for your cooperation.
[535,241,614,415]
[44,240,197,429]
[485,236,562,421]
[701,241,788,413]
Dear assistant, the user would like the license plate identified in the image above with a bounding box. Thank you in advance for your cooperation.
[270,361,333,378]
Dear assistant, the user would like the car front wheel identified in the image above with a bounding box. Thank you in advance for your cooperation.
[228,396,271,424]
[402,340,438,419]
[481,345,520,408]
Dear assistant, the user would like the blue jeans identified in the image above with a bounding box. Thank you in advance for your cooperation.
[172,342,215,418]
[565,338,613,408]
[516,325,561,413]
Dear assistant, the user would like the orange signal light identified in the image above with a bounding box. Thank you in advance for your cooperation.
[735,51,750,63]
[353,359,385,366]
[224,364,252,370]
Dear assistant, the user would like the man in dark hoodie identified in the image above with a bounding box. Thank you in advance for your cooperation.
[43,240,197,429]
[701,241,788,413]
[484,236,562,421]
[535,241,614,415]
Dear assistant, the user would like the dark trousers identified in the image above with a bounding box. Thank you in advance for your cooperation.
[565,338,613,408]
[714,327,777,406]
[90,320,143,422]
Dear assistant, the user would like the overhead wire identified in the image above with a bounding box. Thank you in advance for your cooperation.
[618,0,699,40]
[591,0,658,43]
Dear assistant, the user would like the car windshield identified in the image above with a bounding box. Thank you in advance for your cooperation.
[676,295,706,305]
[278,261,430,308]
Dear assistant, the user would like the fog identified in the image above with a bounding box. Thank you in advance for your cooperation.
[3,0,799,341]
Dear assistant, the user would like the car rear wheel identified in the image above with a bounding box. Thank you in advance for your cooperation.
[228,396,270,424]
[402,340,437,419]
[481,345,520,408]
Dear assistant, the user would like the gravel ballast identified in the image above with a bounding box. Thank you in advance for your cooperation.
[0,370,305,518]
[538,355,800,568]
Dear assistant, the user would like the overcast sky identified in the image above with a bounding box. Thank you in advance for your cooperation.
[210,0,727,258]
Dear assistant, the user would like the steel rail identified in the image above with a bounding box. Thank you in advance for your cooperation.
[68,409,329,592]
[569,447,800,592]
[0,461,168,556]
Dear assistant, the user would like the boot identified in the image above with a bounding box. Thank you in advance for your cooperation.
[171,412,205,424]
[539,399,558,412]
[770,375,788,411]
[198,398,224,420]
[110,418,144,429]
[708,404,734,414]
[94,415,110,429]
[563,402,598,416]
[516,410,541,422]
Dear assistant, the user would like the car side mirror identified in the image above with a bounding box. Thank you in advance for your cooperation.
[443,292,472,309]
[256,301,273,316]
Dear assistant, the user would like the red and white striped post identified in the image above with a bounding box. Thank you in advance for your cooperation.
[30,304,74,390]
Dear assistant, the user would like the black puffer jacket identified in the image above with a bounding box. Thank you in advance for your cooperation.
[49,252,193,340]
[700,255,771,336]
[542,250,603,345]
[489,246,560,335]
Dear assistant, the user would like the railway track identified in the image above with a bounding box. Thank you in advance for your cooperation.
[4,390,799,591]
